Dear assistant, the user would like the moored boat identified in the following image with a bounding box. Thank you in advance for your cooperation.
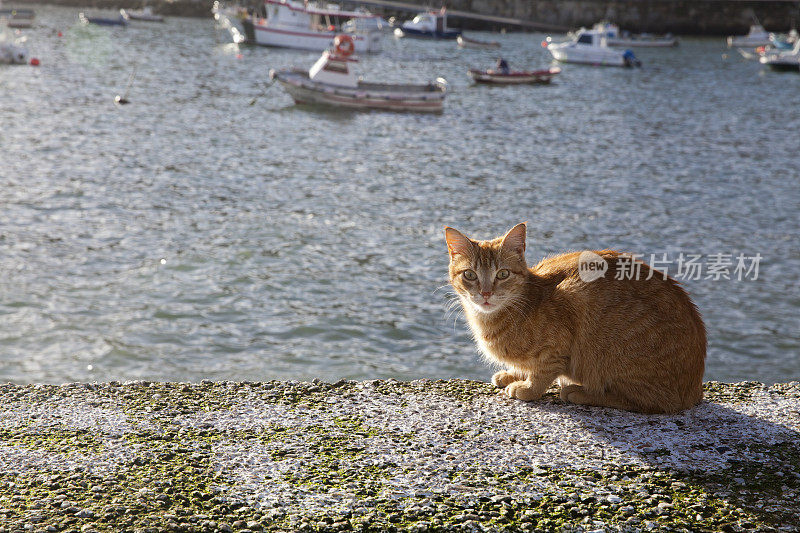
[727,24,771,48]
[1,7,35,28]
[468,67,560,84]
[79,12,129,26]
[394,9,461,39]
[592,22,677,47]
[457,35,500,49]
[545,29,641,67]
[270,34,447,112]
[120,6,164,22]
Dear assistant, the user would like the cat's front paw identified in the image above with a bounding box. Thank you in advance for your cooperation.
[504,381,542,402]
[492,370,523,388]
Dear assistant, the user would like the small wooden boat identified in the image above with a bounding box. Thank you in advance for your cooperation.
[270,34,447,113]
[120,7,164,22]
[468,67,561,84]
[1,8,35,28]
[79,12,129,26]
[457,35,500,50]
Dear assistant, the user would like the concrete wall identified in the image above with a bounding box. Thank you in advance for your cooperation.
[0,380,798,531]
[454,0,800,34]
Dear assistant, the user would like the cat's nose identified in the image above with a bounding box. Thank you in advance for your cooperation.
[481,291,493,300]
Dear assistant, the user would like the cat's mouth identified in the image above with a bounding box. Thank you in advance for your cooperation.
[472,298,498,312]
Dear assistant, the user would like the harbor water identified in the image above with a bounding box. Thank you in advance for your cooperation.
[1,6,798,385]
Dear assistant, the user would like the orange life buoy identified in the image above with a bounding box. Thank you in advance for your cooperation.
[333,34,355,57]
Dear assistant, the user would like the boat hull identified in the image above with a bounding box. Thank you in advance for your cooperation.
[5,18,33,28]
[271,69,446,113]
[468,68,560,84]
[248,20,381,52]
[762,58,800,71]
[548,44,629,67]
[395,27,461,39]
[123,11,164,22]
[79,13,128,26]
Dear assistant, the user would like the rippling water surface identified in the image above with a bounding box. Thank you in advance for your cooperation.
[1,6,799,384]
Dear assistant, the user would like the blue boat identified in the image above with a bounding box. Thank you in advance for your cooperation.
[393,10,461,40]
[79,11,129,26]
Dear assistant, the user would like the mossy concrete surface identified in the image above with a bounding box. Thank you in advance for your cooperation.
[0,379,798,532]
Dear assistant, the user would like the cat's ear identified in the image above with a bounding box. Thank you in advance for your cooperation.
[501,222,527,258]
[444,227,473,258]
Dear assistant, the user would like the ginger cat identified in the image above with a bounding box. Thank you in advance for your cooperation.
[445,223,706,414]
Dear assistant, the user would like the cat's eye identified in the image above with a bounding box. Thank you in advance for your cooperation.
[496,269,510,280]
[462,270,477,281]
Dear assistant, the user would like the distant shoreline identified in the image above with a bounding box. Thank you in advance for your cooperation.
[11,0,800,33]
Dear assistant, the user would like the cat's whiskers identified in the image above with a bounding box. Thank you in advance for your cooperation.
[450,309,465,334]
[432,283,454,296]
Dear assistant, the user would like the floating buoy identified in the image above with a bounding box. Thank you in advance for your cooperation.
[541,40,548,48]
[58,31,63,37]
[114,94,130,105]
[30,58,40,66]
[236,53,243,59]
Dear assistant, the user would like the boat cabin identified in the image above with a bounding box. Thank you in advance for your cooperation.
[254,0,379,33]
[402,11,452,34]
[309,50,358,87]
[574,30,604,46]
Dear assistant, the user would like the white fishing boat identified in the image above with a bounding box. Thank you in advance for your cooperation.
[592,22,677,47]
[214,0,382,53]
[270,34,447,112]
[120,6,164,22]
[457,35,500,49]
[727,24,771,48]
[759,39,800,71]
[545,29,641,67]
